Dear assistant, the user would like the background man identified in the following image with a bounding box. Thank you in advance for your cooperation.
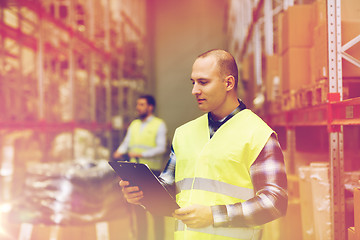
[113,94,167,240]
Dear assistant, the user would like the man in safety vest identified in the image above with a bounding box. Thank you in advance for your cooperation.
[113,94,167,240]
[120,50,288,240]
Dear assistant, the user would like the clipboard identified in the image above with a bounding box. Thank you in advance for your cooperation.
[108,161,179,216]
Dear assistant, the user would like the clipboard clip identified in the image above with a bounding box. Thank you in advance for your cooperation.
[120,154,139,163]
[117,153,130,162]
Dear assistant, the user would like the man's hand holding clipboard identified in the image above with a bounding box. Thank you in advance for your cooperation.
[119,180,145,205]
[109,161,179,216]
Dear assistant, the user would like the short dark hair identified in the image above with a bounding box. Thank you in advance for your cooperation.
[198,49,238,89]
[139,95,156,108]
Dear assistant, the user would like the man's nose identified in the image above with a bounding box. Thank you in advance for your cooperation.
[192,83,200,95]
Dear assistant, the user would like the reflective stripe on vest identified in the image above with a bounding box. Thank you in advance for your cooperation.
[176,221,263,240]
[128,117,164,170]
[176,177,254,200]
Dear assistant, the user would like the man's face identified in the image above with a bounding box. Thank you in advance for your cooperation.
[136,98,152,119]
[190,56,227,114]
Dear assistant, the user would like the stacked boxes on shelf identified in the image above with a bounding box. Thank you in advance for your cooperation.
[265,3,315,112]
[342,19,360,78]
[341,13,360,80]
[265,0,360,112]
[311,0,360,101]
[264,54,281,114]
[281,4,314,93]
[241,54,255,110]
[310,0,327,83]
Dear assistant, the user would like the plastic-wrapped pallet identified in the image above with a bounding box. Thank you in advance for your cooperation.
[4,159,133,240]
[310,162,331,240]
[299,163,331,240]
[298,166,315,240]
[9,159,125,225]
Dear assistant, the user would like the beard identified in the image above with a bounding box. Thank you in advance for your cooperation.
[138,112,148,120]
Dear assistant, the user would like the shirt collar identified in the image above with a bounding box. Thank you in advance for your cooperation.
[208,99,247,125]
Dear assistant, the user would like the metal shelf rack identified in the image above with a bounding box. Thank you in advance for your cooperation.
[226,0,360,239]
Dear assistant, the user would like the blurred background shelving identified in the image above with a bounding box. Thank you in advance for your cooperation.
[1,0,360,239]
[0,0,149,239]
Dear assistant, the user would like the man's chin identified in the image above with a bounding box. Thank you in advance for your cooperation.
[197,104,208,112]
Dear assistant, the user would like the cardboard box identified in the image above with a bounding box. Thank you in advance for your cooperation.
[241,54,255,109]
[313,0,327,26]
[282,5,315,53]
[310,0,360,23]
[274,12,284,55]
[342,0,360,21]
[265,54,281,101]
[312,23,328,82]
[342,20,360,78]
[310,46,316,84]
[265,54,280,75]
[282,47,311,92]
[310,19,360,81]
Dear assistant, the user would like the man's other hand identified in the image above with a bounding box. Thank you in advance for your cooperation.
[173,204,213,228]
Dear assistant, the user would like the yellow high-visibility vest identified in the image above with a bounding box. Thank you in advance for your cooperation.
[172,109,274,240]
[128,117,164,170]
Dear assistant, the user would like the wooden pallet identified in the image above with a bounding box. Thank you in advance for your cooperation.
[280,80,328,111]
[278,78,360,111]
[267,100,282,114]
[281,90,296,111]
[343,78,360,99]
[311,79,329,106]
[294,88,313,109]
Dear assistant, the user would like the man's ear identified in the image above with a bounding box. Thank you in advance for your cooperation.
[225,75,235,91]
[148,105,154,113]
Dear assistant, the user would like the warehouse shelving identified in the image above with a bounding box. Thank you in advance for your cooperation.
[267,95,360,127]
[0,0,149,203]
[227,0,360,239]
